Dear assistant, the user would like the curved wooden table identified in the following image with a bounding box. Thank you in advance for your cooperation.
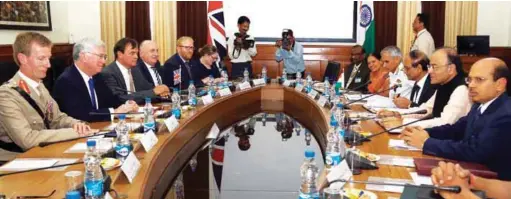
[0,84,433,199]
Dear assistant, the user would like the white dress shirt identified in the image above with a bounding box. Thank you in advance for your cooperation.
[76,66,99,109]
[144,61,161,86]
[116,61,136,92]
[17,71,41,96]
[227,34,257,63]
[412,74,429,104]
[411,29,435,57]
[413,85,471,128]
[479,96,499,114]
[388,62,414,99]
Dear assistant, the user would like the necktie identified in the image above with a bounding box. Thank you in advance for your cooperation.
[472,106,483,128]
[410,83,420,103]
[128,69,136,92]
[152,67,162,85]
[346,65,360,89]
[88,78,97,109]
[184,62,193,80]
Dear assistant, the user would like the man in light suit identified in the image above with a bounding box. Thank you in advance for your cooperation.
[342,45,370,92]
[401,58,511,180]
[136,40,164,86]
[102,38,170,104]
[53,38,138,122]
[0,32,93,161]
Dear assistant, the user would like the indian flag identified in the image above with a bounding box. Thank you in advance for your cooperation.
[357,1,375,54]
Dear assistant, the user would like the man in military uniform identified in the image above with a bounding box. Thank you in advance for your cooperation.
[0,32,94,162]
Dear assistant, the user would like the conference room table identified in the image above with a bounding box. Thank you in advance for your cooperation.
[0,82,437,199]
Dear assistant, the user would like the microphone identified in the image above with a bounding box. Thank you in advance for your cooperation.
[350,116,430,145]
[352,109,428,122]
[38,131,116,147]
[0,161,84,177]
[327,179,461,193]
[344,84,401,106]
[344,80,372,93]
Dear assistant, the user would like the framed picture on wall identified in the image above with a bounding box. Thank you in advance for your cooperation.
[0,1,52,31]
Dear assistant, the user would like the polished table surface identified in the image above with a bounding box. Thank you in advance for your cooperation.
[0,83,436,199]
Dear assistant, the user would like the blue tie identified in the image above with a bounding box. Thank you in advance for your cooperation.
[88,78,97,109]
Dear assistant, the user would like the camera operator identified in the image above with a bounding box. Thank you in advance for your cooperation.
[227,16,257,78]
[275,29,305,79]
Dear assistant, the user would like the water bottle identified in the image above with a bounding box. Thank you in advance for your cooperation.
[84,140,104,199]
[243,67,250,83]
[324,77,331,100]
[143,97,155,133]
[171,89,181,119]
[296,72,302,85]
[174,173,185,199]
[221,70,229,88]
[187,80,197,106]
[325,115,341,171]
[262,65,268,82]
[115,114,132,163]
[208,75,216,98]
[299,150,320,199]
[305,72,313,93]
[282,68,288,82]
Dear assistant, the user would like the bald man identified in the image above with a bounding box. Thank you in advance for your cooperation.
[137,40,164,86]
[400,57,511,180]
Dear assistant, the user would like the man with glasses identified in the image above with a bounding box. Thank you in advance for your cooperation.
[400,57,511,180]
[340,45,370,92]
[163,36,196,90]
[53,38,139,122]
[102,38,170,104]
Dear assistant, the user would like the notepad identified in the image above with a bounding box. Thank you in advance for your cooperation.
[388,139,421,151]
[409,172,433,185]
[0,158,58,171]
[377,155,415,167]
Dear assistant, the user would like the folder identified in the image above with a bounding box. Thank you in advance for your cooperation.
[413,158,498,179]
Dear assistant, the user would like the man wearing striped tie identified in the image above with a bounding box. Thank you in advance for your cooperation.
[137,40,165,87]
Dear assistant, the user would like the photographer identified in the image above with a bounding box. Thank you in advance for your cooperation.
[227,16,257,78]
[275,29,305,79]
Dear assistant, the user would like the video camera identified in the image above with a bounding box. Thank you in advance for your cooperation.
[281,29,292,49]
[234,32,255,49]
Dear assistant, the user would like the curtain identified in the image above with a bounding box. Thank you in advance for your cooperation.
[374,1,398,53]
[422,1,446,48]
[153,1,177,63]
[126,1,151,44]
[444,1,478,47]
[100,1,125,64]
[397,1,420,57]
[177,1,208,59]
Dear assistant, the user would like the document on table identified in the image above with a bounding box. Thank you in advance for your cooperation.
[345,94,373,101]
[409,172,433,185]
[370,107,426,115]
[64,138,114,154]
[377,155,415,167]
[366,176,413,193]
[388,139,421,151]
[0,159,58,171]
[363,95,397,109]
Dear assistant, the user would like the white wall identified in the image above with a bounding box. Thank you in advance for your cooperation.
[0,1,100,45]
[477,1,511,47]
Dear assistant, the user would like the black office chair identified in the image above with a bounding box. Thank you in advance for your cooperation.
[322,61,340,84]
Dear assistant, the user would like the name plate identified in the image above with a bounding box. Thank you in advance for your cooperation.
[294,84,304,92]
[327,160,353,190]
[218,87,232,97]
[283,80,291,87]
[317,96,328,107]
[239,81,252,90]
[252,78,266,86]
[201,94,214,105]
[121,152,141,183]
[308,89,318,99]
[140,130,158,152]
[164,115,179,133]
[206,123,220,139]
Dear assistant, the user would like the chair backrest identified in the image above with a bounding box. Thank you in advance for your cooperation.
[322,61,340,84]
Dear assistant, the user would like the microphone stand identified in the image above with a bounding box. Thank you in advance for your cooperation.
[327,179,462,193]
[344,84,400,106]
[350,116,430,146]
[0,161,84,177]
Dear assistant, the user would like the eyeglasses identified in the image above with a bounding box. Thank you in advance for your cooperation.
[465,77,490,85]
[86,52,107,60]
[427,64,449,71]
[179,45,195,50]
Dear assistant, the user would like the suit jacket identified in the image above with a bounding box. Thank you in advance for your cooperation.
[101,61,156,104]
[343,60,370,92]
[53,65,123,122]
[410,75,436,107]
[424,93,511,180]
[0,72,79,159]
[136,59,163,86]
[162,53,194,90]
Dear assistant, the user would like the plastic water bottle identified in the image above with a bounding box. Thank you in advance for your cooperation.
[296,72,302,85]
[282,68,287,81]
[262,65,268,82]
[221,70,229,88]
[188,81,197,106]
[84,140,104,198]
[305,72,313,93]
[325,116,341,171]
[299,150,320,199]
[171,89,181,119]
[243,67,250,83]
[208,75,216,98]
[143,97,155,133]
[324,77,331,100]
[115,114,132,163]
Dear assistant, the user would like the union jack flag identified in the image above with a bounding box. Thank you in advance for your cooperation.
[210,136,225,194]
[173,68,181,85]
[207,1,227,64]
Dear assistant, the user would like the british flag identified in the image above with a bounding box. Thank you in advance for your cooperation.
[207,1,227,63]
[210,135,225,196]
[173,68,181,85]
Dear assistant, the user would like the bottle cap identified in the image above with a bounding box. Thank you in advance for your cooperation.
[305,150,315,158]
[86,140,96,147]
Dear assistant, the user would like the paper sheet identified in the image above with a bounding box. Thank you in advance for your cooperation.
[377,155,415,167]
[64,138,114,154]
[366,177,413,193]
[410,172,433,185]
[388,139,421,151]
[0,159,58,171]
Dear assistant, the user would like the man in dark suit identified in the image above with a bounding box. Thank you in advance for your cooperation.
[394,50,436,108]
[137,40,164,86]
[53,38,138,122]
[101,38,170,104]
[401,58,511,180]
[342,45,370,92]
[162,36,195,90]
